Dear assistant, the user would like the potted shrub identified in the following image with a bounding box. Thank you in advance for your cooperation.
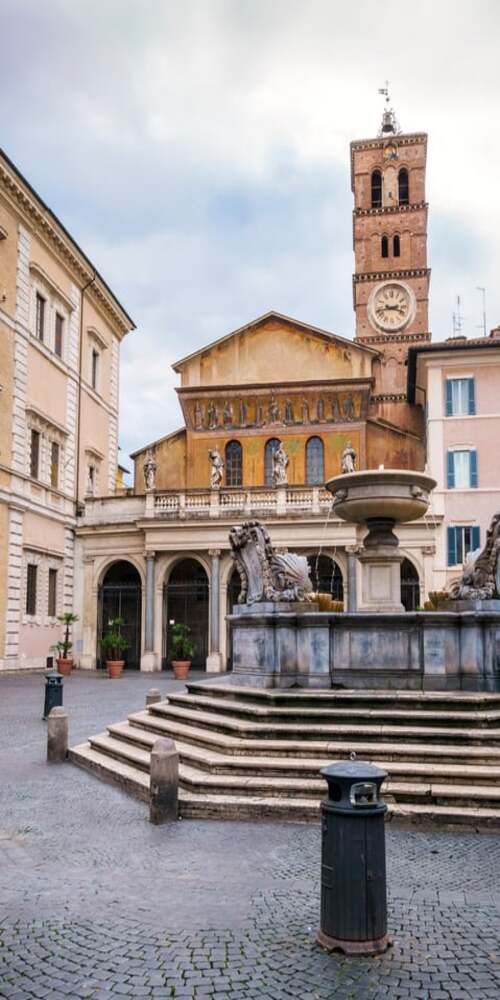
[171,623,196,680]
[51,612,79,676]
[101,617,129,679]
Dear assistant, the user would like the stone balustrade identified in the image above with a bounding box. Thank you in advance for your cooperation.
[80,485,334,526]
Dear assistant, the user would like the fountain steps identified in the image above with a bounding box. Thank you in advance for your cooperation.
[69,683,500,826]
[187,683,500,712]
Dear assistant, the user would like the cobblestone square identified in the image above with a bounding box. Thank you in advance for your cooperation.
[1,671,499,999]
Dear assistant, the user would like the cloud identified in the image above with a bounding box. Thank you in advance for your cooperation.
[1,0,499,469]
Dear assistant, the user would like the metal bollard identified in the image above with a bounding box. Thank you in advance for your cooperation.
[149,737,179,824]
[317,761,390,956]
[47,707,69,763]
[146,687,161,707]
[43,670,63,720]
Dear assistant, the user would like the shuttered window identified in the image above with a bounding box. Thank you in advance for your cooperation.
[447,450,478,489]
[26,564,37,615]
[447,525,480,566]
[445,378,475,416]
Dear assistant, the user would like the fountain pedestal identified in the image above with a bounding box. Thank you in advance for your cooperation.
[358,547,405,613]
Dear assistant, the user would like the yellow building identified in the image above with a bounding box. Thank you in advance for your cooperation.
[0,149,135,671]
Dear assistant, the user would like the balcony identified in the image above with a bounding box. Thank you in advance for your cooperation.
[80,485,335,527]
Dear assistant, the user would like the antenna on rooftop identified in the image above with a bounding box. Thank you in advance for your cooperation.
[452,295,464,336]
[476,286,487,337]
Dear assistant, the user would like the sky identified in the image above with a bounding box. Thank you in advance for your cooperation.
[1,0,499,475]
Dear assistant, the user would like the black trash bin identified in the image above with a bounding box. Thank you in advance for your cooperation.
[317,760,390,956]
[43,671,63,720]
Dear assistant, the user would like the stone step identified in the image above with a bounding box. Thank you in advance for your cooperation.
[149,702,500,745]
[69,739,500,822]
[187,681,500,711]
[128,710,500,763]
[108,721,500,785]
[167,691,500,727]
[69,742,149,801]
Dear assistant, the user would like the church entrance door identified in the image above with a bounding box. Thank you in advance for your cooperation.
[98,561,142,669]
[163,559,209,670]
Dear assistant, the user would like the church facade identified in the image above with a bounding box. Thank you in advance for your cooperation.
[73,111,441,673]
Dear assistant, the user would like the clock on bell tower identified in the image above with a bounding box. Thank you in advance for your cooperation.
[351,96,431,397]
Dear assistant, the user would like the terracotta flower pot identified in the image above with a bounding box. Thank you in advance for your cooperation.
[172,660,191,680]
[106,659,125,679]
[56,657,73,676]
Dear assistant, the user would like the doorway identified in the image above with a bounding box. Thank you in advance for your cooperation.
[226,567,242,671]
[98,561,142,669]
[163,559,209,669]
[401,558,420,611]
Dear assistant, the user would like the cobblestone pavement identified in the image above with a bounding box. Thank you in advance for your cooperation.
[0,670,499,999]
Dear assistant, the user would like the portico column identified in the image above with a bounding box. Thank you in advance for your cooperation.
[207,549,223,673]
[141,552,159,671]
[346,546,359,613]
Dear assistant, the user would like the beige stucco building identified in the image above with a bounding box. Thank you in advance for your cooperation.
[0,149,135,671]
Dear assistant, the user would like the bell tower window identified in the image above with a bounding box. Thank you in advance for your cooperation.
[398,168,409,205]
[371,170,382,208]
[381,236,389,259]
[393,234,400,257]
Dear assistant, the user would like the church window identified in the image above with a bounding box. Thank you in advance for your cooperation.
[264,438,281,486]
[393,234,400,257]
[306,437,324,485]
[371,170,382,208]
[225,440,242,487]
[398,168,409,205]
[381,235,389,258]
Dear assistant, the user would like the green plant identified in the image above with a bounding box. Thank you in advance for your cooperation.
[51,611,79,659]
[101,617,129,661]
[171,623,196,661]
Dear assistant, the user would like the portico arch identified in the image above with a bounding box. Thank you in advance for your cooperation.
[163,557,209,669]
[98,560,142,669]
[400,556,421,611]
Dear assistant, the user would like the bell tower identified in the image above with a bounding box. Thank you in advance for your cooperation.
[351,93,431,397]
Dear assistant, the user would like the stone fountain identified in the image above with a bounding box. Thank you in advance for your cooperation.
[325,469,436,613]
[227,476,500,692]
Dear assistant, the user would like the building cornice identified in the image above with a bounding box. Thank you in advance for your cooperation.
[353,267,430,284]
[357,331,430,346]
[176,376,375,397]
[0,150,135,337]
[354,202,427,219]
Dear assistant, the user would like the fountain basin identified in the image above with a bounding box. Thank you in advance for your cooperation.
[325,469,436,526]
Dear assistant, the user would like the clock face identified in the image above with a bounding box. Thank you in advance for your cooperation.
[368,281,415,333]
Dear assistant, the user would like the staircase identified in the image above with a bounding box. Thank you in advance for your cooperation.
[69,682,500,827]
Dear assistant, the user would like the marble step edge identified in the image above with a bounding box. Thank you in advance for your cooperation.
[85,734,500,803]
[186,682,500,706]
[150,703,500,742]
[128,711,500,761]
[107,721,500,782]
[166,692,500,725]
[68,745,500,827]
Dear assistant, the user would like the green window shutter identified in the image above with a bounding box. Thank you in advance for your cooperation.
[445,380,453,416]
[447,527,457,566]
[470,450,478,488]
[468,378,476,415]
[447,451,455,488]
[472,526,480,550]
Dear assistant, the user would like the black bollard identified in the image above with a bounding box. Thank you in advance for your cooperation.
[43,670,63,720]
[317,761,390,956]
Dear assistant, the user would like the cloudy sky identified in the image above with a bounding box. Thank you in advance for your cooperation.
[2,1,499,473]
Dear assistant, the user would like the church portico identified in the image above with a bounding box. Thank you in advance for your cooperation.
[74,488,436,673]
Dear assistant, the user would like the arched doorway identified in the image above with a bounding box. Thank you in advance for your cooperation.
[98,561,142,669]
[401,558,420,611]
[308,554,344,602]
[163,559,209,670]
[226,567,242,671]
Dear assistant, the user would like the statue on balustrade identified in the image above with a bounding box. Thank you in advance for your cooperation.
[208,448,224,489]
[341,442,356,474]
[272,441,289,486]
[446,512,500,600]
[229,520,313,604]
[143,450,157,492]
